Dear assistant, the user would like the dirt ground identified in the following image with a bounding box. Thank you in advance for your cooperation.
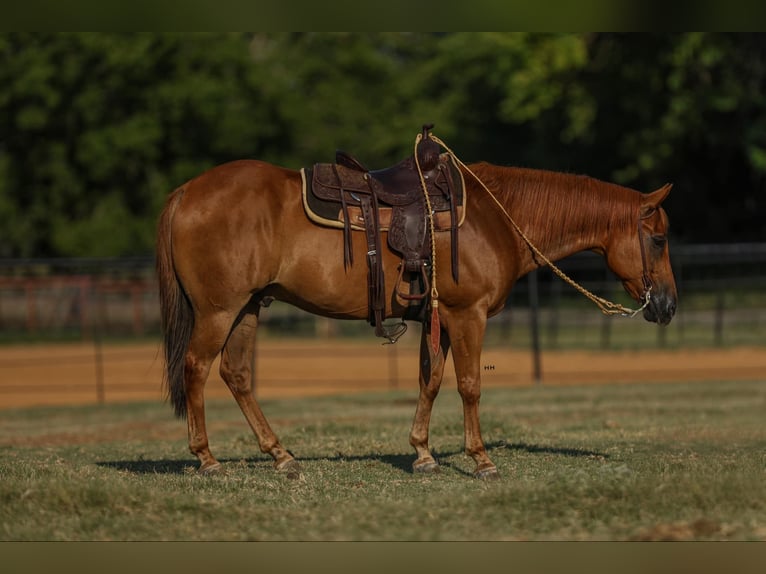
[0,339,764,410]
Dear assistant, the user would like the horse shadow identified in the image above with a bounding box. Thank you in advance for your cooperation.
[96,454,414,476]
[97,441,607,477]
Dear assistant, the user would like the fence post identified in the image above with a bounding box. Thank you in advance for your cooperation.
[90,278,105,404]
[78,277,90,339]
[528,270,542,385]
[548,278,561,349]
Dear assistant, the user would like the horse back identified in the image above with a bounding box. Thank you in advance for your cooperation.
[167,160,303,300]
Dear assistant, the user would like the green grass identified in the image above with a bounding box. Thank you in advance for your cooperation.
[1,380,765,540]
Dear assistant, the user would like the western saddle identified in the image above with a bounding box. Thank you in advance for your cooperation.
[302,125,464,342]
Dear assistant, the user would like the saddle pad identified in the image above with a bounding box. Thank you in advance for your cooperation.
[301,156,466,232]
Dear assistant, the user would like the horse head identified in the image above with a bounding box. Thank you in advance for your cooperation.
[605,183,678,325]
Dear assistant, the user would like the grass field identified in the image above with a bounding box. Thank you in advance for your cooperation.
[1,379,764,541]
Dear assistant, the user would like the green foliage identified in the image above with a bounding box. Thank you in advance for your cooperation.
[0,33,281,256]
[1,33,764,257]
[582,33,766,240]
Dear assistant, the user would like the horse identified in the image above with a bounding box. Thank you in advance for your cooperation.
[156,156,677,479]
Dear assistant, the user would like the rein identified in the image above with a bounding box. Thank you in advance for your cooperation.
[417,132,652,319]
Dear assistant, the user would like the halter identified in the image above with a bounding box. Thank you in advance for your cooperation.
[636,209,655,311]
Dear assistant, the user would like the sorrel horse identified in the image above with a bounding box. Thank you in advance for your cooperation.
[156,156,677,479]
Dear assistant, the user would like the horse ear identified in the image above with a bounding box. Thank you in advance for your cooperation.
[641,183,672,217]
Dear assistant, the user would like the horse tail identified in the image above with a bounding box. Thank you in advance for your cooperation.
[156,186,192,419]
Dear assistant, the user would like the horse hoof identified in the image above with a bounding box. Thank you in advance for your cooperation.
[199,461,223,475]
[474,466,499,480]
[413,459,440,474]
[276,459,302,480]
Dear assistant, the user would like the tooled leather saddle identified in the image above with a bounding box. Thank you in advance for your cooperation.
[301,125,464,342]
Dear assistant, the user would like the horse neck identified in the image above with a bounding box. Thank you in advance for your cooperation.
[477,165,640,275]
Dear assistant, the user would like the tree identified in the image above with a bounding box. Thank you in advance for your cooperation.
[583,33,766,242]
[1,33,763,257]
[0,33,283,256]
[249,32,443,166]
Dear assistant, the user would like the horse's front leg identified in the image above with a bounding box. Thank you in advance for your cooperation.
[409,323,450,473]
[447,307,498,479]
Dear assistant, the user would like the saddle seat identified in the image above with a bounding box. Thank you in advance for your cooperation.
[301,125,465,342]
[333,148,446,207]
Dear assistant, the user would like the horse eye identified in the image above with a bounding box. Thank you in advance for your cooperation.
[651,235,667,248]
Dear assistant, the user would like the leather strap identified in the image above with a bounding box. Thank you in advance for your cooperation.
[444,164,459,284]
[359,194,385,332]
[637,210,653,295]
[332,164,353,269]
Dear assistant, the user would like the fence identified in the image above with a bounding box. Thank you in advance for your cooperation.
[0,244,764,349]
[491,242,766,351]
[0,257,159,341]
[0,245,764,407]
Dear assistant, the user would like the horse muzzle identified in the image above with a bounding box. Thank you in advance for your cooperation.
[643,291,676,325]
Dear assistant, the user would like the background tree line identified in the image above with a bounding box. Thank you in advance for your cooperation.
[0,32,763,258]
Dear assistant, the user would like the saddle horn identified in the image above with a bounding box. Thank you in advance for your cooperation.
[417,124,440,172]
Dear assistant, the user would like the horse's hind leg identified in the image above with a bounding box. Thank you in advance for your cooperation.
[185,311,234,473]
[220,306,300,477]
[409,323,450,473]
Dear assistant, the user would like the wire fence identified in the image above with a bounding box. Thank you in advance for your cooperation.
[0,244,764,347]
[0,244,764,406]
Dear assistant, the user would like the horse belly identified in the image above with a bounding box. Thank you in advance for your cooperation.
[271,227,410,321]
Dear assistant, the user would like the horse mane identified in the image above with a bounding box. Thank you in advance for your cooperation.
[471,162,641,249]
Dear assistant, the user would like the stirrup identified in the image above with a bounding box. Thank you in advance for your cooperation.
[394,261,430,301]
[375,320,408,345]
